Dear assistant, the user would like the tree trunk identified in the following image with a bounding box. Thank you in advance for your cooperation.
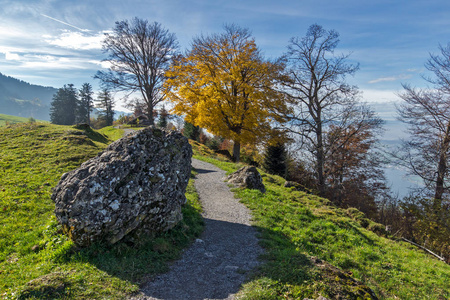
[435,122,450,200]
[147,102,154,126]
[316,119,326,196]
[233,140,241,163]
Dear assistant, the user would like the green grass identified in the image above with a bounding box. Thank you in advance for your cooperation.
[0,114,46,126]
[0,123,203,299]
[194,153,450,299]
[97,126,125,141]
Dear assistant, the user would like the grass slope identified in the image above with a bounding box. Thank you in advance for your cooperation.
[192,150,450,300]
[0,114,46,126]
[0,123,203,299]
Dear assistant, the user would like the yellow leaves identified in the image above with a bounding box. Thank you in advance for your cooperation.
[164,26,287,145]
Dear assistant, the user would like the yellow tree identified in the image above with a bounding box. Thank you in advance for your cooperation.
[165,25,286,162]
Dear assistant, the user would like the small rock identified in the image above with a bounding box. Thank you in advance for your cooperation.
[226,166,265,193]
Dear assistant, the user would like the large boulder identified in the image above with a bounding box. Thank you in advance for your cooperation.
[226,166,266,193]
[51,126,192,247]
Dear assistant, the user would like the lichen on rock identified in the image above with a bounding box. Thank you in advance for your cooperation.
[226,166,266,193]
[51,126,192,247]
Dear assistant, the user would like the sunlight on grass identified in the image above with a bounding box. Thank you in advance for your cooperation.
[0,123,203,299]
[194,148,450,300]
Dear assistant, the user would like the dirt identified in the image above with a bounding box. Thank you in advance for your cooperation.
[130,158,262,300]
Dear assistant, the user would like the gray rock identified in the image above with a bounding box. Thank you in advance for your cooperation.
[226,166,265,193]
[51,126,192,247]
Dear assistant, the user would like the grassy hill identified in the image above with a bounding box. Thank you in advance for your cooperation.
[0,113,47,126]
[190,141,450,299]
[0,123,203,299]
[0,124,448,299]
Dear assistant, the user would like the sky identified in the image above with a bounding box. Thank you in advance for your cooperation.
[2,0,447,195]
[1,0,450,111]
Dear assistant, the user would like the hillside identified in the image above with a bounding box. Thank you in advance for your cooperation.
[0,73,57,121]
[190,141,450,299]
[0,123,203,299]
[0,113,47,126]
[0,125,448,299]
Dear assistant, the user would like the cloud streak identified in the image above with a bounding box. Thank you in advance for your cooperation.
[40,14,89,32]
[368,74,413,84]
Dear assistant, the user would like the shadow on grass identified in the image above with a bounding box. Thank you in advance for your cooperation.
[137,218,310,300]
[18,271,74,300]
[72,124,109,144]
[36,201,205,298]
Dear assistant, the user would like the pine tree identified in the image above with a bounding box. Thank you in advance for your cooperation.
[96,89,115,126]
[50,84,78,125]
[263,142,287,178]
[157,106,169,128]
[183,120,201,141]
[77,83,94,124]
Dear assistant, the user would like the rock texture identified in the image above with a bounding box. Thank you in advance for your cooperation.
[51,126,192,247]
[226,166,265,193]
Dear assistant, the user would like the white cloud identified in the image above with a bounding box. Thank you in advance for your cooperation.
[361,89,401,103]
[368,74,413,84]
[89,59,112,69]
[4,51,20,60]
[19,55,92,70]
[44,30,107,50]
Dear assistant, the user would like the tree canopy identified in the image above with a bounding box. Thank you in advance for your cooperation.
[280,24,373,195]
[398,44,450,200]
[96,18,178,125]
[50,84,78,125]
[77,83,94,124]
[95,89,115,127]
[165,25,286,161]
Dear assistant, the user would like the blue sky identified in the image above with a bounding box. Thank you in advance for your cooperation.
[1,0,450,110]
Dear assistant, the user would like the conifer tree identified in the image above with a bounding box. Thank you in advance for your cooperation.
[96,89,115,126]
[157,106,169,128]
[50,84,78,125]
[77,83,94,124]
[183,120,201,141]
[263,142,287,178]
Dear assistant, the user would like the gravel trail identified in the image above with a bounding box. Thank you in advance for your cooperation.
[131,158,262,300]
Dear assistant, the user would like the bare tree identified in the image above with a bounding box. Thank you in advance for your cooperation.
[396,44,450,200]
[96,18,178,125]
[398,87,450,200]
[281,24,368,195]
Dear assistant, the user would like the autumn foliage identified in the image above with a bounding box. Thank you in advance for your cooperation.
[165,25,286,161]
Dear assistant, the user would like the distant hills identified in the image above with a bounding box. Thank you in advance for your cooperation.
[0,73,57,121]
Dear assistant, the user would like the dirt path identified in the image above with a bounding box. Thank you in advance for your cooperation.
[131,158,262,300]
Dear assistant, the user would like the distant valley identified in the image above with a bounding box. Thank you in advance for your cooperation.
[0,73,57,121]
